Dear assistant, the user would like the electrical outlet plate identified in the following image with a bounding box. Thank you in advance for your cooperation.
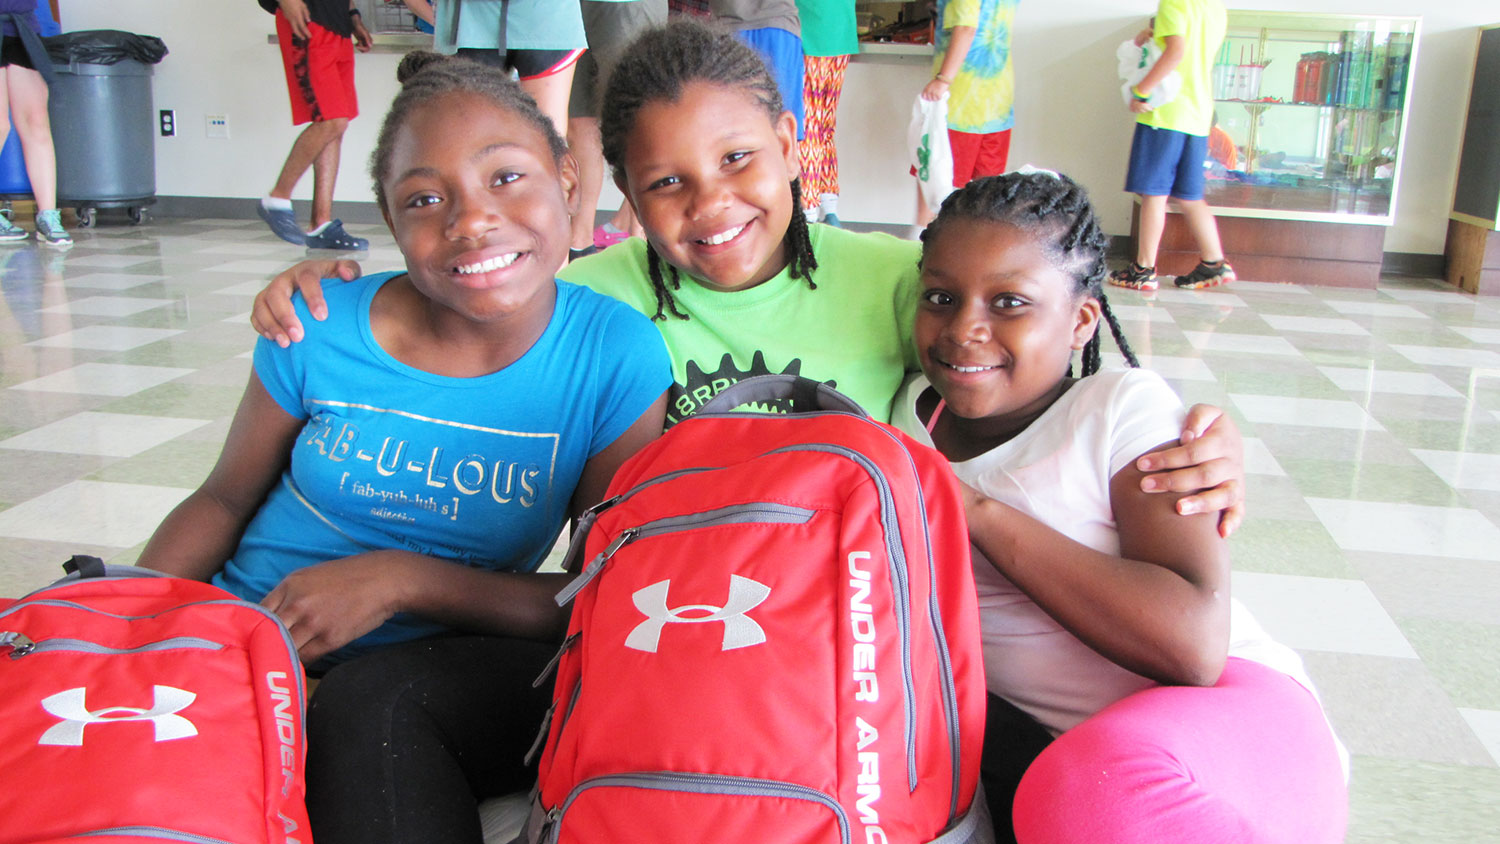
[205,114,230,139]
[159,109,175,137]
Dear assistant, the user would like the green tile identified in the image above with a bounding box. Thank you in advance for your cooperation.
[99,382,243,419]
[87,440,222,489]
[1397,619,1500,710]
[1229,518,1356,578]
[1279,459,1466,506]
[1384,419,1500,454]
[1346,757,1500,844]
[1217,370,1347,399]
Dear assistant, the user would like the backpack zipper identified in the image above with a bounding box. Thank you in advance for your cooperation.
[4,636,224,660]
[72,826,238,843]
[543,771,851,844]
[555,503,818,606]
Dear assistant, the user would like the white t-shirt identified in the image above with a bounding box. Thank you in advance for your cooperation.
[892,369,1324,736]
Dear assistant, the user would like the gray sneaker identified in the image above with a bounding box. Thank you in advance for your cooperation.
[0,213,27,242]
[35,209,73,248]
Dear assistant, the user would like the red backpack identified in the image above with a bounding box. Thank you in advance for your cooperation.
[526,377,990,844]
[0,559,310,844]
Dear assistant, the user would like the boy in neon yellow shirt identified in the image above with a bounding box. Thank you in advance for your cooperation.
[1110,0,1236,290]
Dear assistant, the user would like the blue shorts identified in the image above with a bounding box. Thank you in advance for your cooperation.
[1124,123,1209,200]
[735,27,805,140]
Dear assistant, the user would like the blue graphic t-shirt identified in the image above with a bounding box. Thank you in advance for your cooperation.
[216,272,671,659]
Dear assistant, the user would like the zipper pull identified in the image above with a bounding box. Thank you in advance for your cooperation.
[556,494,620,576]
[532,632,580,689]
[523,700,557,767]
[553,527,639,607]
[1,632,36,659]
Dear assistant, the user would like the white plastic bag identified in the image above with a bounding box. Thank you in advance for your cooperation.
[1116,38,1181,110]
[909,93,954,211]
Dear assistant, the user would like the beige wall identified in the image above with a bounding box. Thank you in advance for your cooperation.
[66,1,1497,255]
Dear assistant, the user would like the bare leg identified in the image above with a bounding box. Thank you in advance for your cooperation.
[916,183,934,228]
[1174,197,1225,264]
[520,66,576,140]
[309,128,344,231]
[609,203,643,239]
[269,118,349,210]
[568,116,602,250]
[5,65,58,212]
[1135,194,1169,268]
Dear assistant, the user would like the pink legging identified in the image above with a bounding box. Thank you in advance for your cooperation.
[1012,658,1347,844]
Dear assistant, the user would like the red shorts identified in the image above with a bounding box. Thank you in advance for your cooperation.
[276,13,358,125]
[949,128,1010,187]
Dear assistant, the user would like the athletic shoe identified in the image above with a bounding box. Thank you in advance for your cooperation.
[1173,260,1236,289]
[821,212,842,228]
[0,214,28,242]
[258,201,306,245]
[1108,262,1158,291]
[304,219,368,251]
[34,209,72,248]
[593,223,629,249]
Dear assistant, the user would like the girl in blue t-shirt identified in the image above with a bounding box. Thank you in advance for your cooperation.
[139,53,670,843]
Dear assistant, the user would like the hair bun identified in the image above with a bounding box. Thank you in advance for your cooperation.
[397,50,449,84]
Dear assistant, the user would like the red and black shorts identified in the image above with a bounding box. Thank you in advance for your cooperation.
[276,12,358,126]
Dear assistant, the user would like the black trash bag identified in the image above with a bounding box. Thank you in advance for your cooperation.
[42,30,168,66]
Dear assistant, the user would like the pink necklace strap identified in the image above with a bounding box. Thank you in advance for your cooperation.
[925,398,945,434]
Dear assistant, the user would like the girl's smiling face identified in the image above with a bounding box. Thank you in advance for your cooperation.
[617,81,799,292]
[915,218,1102,438]
[381,91,578,325]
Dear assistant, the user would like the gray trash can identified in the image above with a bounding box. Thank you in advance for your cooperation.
[47,59,156,227]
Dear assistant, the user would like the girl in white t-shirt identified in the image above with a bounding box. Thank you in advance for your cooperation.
[892,170,1347,843]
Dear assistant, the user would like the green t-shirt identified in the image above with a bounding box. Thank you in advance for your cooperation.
[796,0,858,58]
[1139,0,1226,136]
[559,225,922,425]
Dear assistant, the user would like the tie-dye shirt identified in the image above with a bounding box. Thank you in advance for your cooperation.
[932,0,1017,134]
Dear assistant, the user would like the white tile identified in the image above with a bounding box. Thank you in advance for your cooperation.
[1133,354,1217,381]
[213,279,278,296]
[61,254,159,269]
[1306,498,1500,561]
[196,243,300,256]
[221,311,253,324]
[38,296,172,317]
[64,273,166,291]
[1230,571,1417,658]
[1229,394,1385,430]
[1233,281,1312,295]
[1317,366,1463,398]
[1323,300,1428,319]
[1450,326,1500,345]
[1390,345,1500,369]
[1181,331,1301,355]
[0,411,209,457]
[206,260,301,275]
[1243,437,1286,476]
[27,325,183,351]
[9,362,194,396]
[0,480,191,547]
[1410,450,1500,493]
[1458,709,1500,767]
[1108,304,1176,324]
[1146,289,1246,307]
[1261,314,1370,335]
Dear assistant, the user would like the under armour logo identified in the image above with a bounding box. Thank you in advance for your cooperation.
[39,685,199,746]
[625,575,771,653]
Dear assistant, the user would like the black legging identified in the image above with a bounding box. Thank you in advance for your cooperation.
[305,635,556,844]
[982,692,1055,844]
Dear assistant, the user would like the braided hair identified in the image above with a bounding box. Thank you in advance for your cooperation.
[919,171,1140,377]
[600,20,818,321]
[368,51,568,213]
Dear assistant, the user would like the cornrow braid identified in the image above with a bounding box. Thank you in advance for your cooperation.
[368,51,567,213]
[600,20,818,320]
[920,170,1140,377]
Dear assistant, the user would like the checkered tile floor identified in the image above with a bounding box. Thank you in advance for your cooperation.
[2,217,1499,841]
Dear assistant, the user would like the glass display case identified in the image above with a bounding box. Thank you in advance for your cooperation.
[1204,11,1420,224]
